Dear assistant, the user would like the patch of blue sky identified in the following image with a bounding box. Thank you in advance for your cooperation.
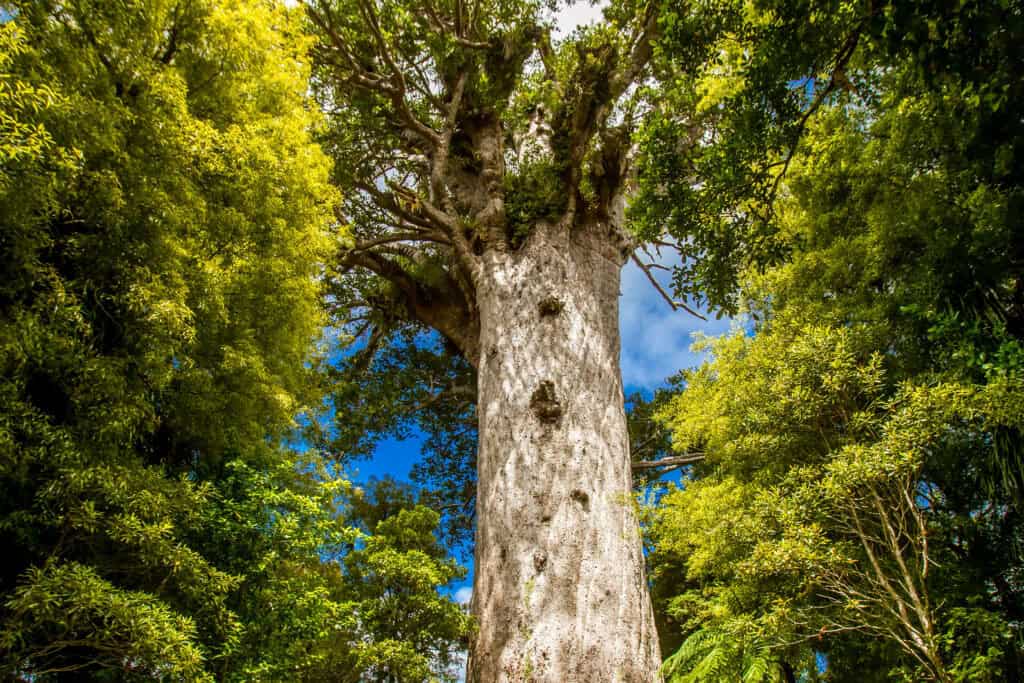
[620,254,735,394]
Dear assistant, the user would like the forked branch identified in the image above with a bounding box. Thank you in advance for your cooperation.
[631,253,707,319]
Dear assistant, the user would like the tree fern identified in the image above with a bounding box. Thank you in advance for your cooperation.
[662,624,783,683]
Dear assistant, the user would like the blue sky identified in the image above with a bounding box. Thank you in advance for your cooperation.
[620,257,734,391]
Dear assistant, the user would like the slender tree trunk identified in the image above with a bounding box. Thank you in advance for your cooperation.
[467,222,662,682]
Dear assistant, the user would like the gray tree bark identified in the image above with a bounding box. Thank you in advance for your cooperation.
[467,222,662,682]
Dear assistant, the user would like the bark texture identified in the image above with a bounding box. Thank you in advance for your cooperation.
[468,222,661,682]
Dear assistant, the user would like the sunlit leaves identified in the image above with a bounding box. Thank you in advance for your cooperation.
[645,6,1024,670]
[0,0,344,678]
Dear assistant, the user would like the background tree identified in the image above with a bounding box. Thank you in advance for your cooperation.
[651,323,1024,681]
[0,2,469,679]
[341,488,471,681]
[324,330,479,555]
[642,0,1024,678]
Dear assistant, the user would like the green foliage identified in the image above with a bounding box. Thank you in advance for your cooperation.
[189,454,354,681]
[0,0,344,675]
[647,2,1024,678]
[634,0,1024,315]
[662,619,789,683]
[937,608,1014,683]
[651,317,1024,679]
[502,157,567,245]
[0,2,471,680]
[4,561,211,680]
[324,327,479,555]
[342,501,471,681]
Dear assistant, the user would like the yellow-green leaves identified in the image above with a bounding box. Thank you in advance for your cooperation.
[0,1,346,679]
[3,562,213,682]
[658,323,885,478]
[694,33,750,113]
[0,24,62,169]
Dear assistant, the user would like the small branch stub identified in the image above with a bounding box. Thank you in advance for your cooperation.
[530,380,562,423]
[538,297,564,317]
[631,453,706,472]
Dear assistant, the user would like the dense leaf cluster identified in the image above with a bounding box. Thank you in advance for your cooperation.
[0,2,468,680]
[633,0,1024,316]
[645,1,1024,680]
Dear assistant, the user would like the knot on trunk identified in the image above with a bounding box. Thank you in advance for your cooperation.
[533,550,547,573]
[570,488,590,511]
[530,380,562,423]
[538,297,564,317]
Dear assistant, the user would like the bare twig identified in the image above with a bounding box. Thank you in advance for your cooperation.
[631,253,707,320]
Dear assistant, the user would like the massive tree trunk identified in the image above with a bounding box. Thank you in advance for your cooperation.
[467,222,662,682]
[309,1,669,675]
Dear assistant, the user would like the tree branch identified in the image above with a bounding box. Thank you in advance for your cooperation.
[764,25,863,208]
[430,71,468,214]
[631,253,707,319]
[631,453,705,471]
[307,1,441,148]
[608,1,660,101]
[350,231,451,253]
[355,0,443,147]
[338,247,480,365]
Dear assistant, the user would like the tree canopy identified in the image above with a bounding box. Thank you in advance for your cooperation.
[0,1,468,679]
[643,1,1024,679]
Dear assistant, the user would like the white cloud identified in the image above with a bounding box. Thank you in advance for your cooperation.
[553,1,607,39]
[454,586,473,605]
[619,256,734,390]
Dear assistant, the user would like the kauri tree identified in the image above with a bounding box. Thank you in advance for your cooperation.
[306,0,676,677]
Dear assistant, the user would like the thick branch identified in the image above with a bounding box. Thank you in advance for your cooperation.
[351,228,451,251]
[558,4,658,221]
[356,0,443,146]
[339,250,481,365]
[420,0,491,47]
[430,72,468,214]
[608,1,660,101]
[631,453,706,471]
